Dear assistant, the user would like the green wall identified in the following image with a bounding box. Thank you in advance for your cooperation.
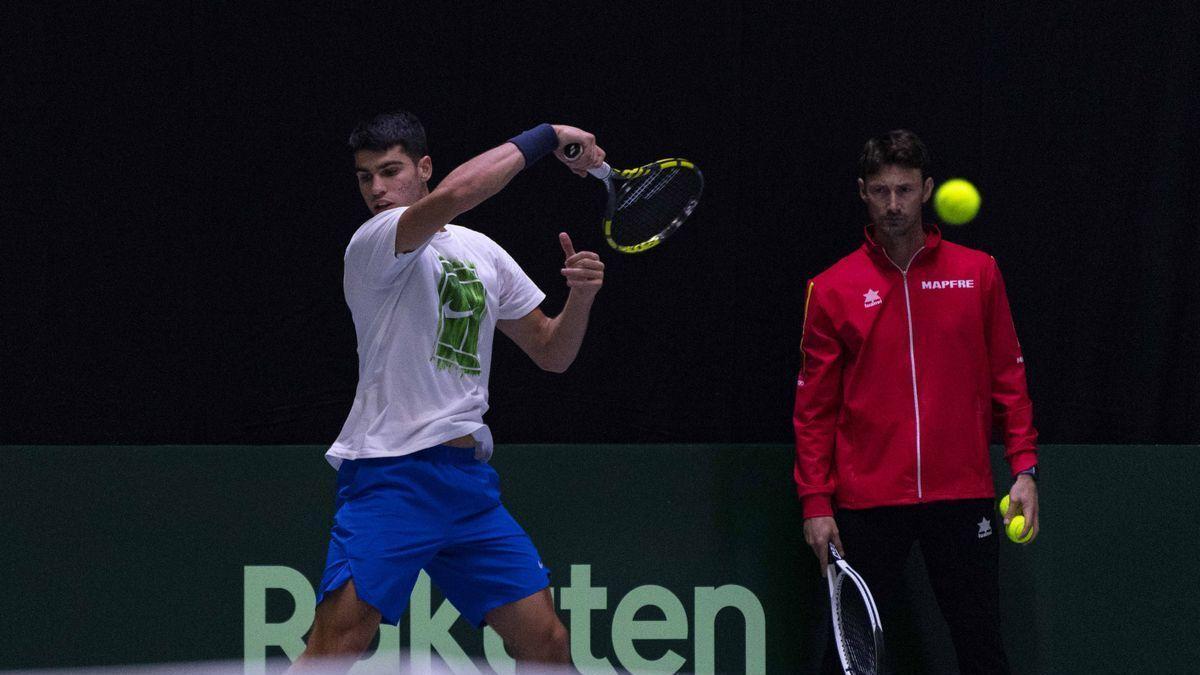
[3,445,1198,673]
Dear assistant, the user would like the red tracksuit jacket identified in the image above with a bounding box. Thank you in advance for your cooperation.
[793,225,1038,519]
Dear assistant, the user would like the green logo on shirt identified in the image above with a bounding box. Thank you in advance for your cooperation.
[433,256,486,375]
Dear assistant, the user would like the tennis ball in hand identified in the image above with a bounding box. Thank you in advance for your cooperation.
[934,178,981,225]
[998,495,1011,518]
[1006,515,1033,543]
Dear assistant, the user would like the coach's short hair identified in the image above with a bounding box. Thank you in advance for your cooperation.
[859,129,930,180]
[348,110,429,159]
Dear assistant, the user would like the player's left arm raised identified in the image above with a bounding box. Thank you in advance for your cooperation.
[498,232,603,373]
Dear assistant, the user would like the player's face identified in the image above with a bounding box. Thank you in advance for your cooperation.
[354,146,432,214]
[858,165,933,238]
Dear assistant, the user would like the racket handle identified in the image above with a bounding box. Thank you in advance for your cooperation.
[563,143,612,180]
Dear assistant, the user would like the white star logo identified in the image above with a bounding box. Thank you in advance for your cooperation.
[863,289,882,308]
[977,517,993,538]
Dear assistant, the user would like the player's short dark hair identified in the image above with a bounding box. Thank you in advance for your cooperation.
[348,110,429,159]
[859,129,930,180]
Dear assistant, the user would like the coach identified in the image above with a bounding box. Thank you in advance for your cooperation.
[794,130,1040,674]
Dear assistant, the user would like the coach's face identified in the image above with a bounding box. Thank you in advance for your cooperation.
[354,145,433,214]
[858,164,932,238]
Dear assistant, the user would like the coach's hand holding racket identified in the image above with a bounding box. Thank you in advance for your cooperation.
[811,518,886,674]
[558,232,604,299]
[805,516,844,577]
[826,541,885,674]
[550,125,606,177]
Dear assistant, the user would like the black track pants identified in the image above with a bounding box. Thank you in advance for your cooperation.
[821,499,1010,675]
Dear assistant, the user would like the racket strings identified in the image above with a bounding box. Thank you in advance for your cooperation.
[610,165,702,246]
[835,575,880,674]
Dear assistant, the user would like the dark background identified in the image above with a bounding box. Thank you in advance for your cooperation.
[5,2,1198,446]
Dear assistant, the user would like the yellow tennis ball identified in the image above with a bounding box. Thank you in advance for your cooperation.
[1006,515,1033,543]
[998,495,1011,517]
[934,178,981,225]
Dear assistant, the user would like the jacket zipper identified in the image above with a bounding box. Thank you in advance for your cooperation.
[889,247,925,499]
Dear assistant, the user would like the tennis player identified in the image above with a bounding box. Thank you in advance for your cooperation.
[290,111,605,670]
[794,130,1039,674]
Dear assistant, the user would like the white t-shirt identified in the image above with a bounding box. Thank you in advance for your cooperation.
[326,207,545,468]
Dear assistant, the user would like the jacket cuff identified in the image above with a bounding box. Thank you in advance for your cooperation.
[800,493,834,519]
[1007,450,1038,478]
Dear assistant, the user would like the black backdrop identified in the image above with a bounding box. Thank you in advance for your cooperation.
[5,2,1198,445]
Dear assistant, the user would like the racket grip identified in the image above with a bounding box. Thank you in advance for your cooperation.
[563,143,612,180]
[586,162,612,180]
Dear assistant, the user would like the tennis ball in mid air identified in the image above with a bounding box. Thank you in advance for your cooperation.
[934,178,981,225]
[1006,515,1033,543]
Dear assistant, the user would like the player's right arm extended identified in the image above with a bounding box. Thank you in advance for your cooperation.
[394,143,526,253]
[395,125,603,253]
[793,280,844,519]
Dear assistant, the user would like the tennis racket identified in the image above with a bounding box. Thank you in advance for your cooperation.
[827,543,885,675]
[563,143,703,254]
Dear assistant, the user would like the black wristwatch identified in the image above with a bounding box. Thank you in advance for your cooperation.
[1016,465,1038,482]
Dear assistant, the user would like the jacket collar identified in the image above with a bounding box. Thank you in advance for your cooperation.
[863,223,942,267]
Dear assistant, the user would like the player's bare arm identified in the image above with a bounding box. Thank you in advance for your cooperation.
[498,232,603,373]
[552,125,605,176]
[394,144,523,253]
[396,126,605,253]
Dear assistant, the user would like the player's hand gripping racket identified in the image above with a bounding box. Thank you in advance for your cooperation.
[827,543,885,675]
[563,143,703,254]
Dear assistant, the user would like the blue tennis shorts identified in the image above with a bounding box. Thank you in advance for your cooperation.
[315,445,550,628]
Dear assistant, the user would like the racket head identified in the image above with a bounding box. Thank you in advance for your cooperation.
[828,545,885,675]
[602,158,703,254]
